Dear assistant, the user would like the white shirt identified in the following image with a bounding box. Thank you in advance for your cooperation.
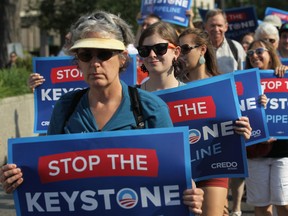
[216,38,246,73]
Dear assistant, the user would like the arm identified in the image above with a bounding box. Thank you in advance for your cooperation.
[186,8,195,29]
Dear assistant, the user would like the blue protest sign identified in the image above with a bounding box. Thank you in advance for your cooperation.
[265,7,288,23]
[199,7,258,41]
[139,0,192,27]
[260,70,288,139]
[33,57,87,133]
[234,69,270,146]
[120,54,137,85]
[154,73,248,181]
[33,55,137,133]
[8,127,193,216]
[281,58,288,66]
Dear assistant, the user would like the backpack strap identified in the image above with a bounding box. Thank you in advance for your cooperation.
[128,86,145,129]
[62,88,89,133]
[62,86,145,132]
[227,38,238,62]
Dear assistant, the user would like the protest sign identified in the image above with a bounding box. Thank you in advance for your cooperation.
[260,70,288,139]
[33,55,136,133]
[154,73,248,181]
[139,0,192,27]
[199,6,258,41]
[281,58,288,66]
[234,69,269,146]
[265,7,288,23]
[8,127,193,216]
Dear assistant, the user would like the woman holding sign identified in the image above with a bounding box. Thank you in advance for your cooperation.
[0,11,204,215]
[245,39,288,216]
[178,28,253,216]
[137,22,252,216]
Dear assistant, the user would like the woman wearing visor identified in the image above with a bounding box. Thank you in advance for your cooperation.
[0,11,204,215]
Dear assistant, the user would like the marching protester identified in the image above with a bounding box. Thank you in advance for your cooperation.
[231,19,288,216]
[137,21,184,91]
[178,27,253,216]
[137,20,252,216]
[134,13,162,84]
[134,7,194,85]
[0,10,204,215]
[240,32,255,52]
[254,22,279,50]
[245,39,288,216]
[204,8,246,74]
[278,22,288,59]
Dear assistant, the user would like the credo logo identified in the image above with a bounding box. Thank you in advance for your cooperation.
[189,129,201,144]
[251,129,261,137]
[41,121,50,126]
[116,188,138,209]
[211,161,238,170]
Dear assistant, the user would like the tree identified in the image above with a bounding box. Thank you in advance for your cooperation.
[95,0,142,34]
[0,0,21,68]
[38,0,141,46]
[38,0,98,45]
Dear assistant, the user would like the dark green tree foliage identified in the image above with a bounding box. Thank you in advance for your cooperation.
[0,0,21,68]
[95,0,141,33]
[38,0,141,45]
[39,0,98,44]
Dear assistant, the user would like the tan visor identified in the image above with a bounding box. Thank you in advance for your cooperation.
[70,38,125,51]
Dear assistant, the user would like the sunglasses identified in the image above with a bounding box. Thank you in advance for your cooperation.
[137,43,176,58]
[77,49,119,62]
[263,38,276,44]
[247,47,268,57]
[180,44,200,55]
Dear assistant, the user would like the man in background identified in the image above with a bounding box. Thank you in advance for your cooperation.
[204,9,246,74]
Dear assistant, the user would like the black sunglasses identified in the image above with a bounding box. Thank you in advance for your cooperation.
[137,43,176,58]
[247,47,268,57]
[180,44,200,55]
[77,49,119,62]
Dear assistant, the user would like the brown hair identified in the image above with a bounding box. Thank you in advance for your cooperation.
[245,39,281,70]
[178,28,221,77]
[240,32,255,43]
[138,21,183,75]
[138,21,179,46]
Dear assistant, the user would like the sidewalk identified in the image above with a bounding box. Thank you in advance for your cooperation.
[227,193,255,216]
[0,187,16,216]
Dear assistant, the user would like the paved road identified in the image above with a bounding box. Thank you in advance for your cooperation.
[0,186,255,216]
[0,187,16,216]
